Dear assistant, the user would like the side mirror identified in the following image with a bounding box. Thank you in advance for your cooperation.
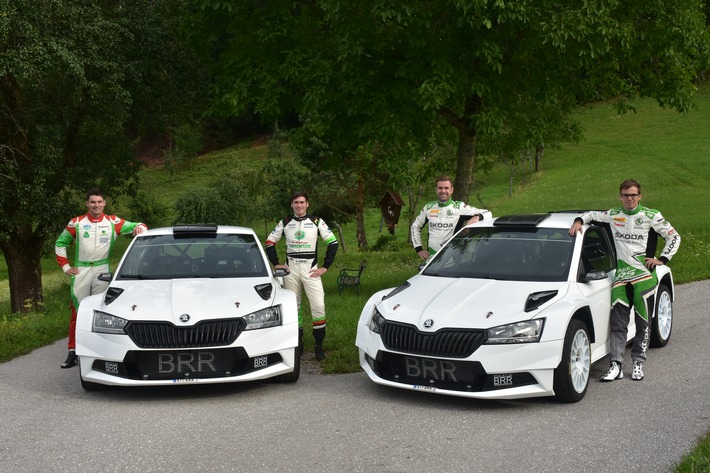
[582,270,607,282]
[98,272,113,282]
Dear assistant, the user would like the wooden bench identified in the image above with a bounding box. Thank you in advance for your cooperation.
[337,260,366,294]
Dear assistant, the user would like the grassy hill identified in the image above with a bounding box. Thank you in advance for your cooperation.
[487,87,710,284]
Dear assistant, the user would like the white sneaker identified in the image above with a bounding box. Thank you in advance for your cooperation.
[601,361,623,381]
[631,361,644,380]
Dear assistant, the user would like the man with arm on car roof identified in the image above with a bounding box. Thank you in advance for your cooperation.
[569,179,680,381]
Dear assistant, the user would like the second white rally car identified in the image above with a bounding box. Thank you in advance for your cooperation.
[355,212,674,402]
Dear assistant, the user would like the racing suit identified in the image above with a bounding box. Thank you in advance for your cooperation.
[55,213,147,350]
[264,214,338,343]
[411,199,492,255]
[575,205,680,364]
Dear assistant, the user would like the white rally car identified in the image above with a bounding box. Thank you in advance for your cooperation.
[355,212,674,402]
[76,224,299,390]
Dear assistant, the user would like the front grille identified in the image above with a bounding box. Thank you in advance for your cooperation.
[380,321,486,358]
[125,318,246,348]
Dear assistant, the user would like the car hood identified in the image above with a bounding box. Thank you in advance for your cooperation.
[102,278,275,323]
[377,275,568,329]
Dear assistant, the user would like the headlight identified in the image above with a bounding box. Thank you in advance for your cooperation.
[485,319,544,344]
[93,311,128,334]
[243,305,282,330]
[368,307,386,333]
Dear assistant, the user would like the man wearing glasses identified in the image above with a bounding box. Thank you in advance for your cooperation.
[569,179,681,382]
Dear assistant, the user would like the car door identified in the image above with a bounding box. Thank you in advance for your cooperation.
[576,226,617,362]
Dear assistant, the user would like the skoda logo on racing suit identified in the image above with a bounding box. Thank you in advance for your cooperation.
[615,231,644,240]
[294,230,306,240]
[430,222,454,229]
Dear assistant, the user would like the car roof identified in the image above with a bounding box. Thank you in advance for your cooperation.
[140,224,258,237]
[478,211,591,230]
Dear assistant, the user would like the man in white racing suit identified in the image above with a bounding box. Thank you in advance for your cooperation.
[265,191,338,361]
[569,179,680,381]
[411,175,492,260]
[55,188,147,368]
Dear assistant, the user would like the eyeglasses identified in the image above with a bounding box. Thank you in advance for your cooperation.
[621,193,640,199]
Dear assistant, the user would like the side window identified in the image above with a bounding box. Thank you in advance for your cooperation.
[581,228,615,273]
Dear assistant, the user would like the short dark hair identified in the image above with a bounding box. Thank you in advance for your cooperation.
[435,175,453,187]
[619,179,641,194]
[290,191,309,203]
[86,188,105,201]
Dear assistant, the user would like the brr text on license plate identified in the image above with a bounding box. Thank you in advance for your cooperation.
[158,352,216,373]
[404,356,459,382]
[494,374,513,386]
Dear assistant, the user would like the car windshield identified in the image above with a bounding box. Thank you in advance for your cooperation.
[422,226,573,282]
[116,233,268,280]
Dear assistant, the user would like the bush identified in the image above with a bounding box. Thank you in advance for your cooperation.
[369,234,410,252]
[173,188,230,224]
[172,169,262,226]
[128,190,171,227]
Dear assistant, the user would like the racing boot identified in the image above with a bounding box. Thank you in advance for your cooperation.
[61,350,78,369]
[314,326,326,361]
[631,360,644,380]
[601,361,623,381]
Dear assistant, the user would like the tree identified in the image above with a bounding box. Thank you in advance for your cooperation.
[190,1,435,248]
[0,0,204,313]
[290,133,388,249]
[190,0,708,200]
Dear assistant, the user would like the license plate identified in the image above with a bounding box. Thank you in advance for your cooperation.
[134,348,239,377]
[387,353,475,384]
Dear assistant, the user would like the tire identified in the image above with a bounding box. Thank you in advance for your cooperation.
[273,348,301,383]
[553,320,591,403]
[650,284,672,348]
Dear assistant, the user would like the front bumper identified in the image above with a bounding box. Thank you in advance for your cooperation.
[77,322,298,387]
[356,322,563,400]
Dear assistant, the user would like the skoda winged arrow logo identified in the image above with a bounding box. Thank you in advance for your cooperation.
[423,319,434,328]
[179,314,190,323]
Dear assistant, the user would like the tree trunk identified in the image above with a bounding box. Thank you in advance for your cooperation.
[441,95,481,202]
[535,142,545,172]
[453,128,477,202]
[498,151,515,197]
[355,175,368,249]
[0,231,46,314]
[405,187,417,246]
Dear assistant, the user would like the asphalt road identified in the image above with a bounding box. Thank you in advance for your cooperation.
[2,280,709,473]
